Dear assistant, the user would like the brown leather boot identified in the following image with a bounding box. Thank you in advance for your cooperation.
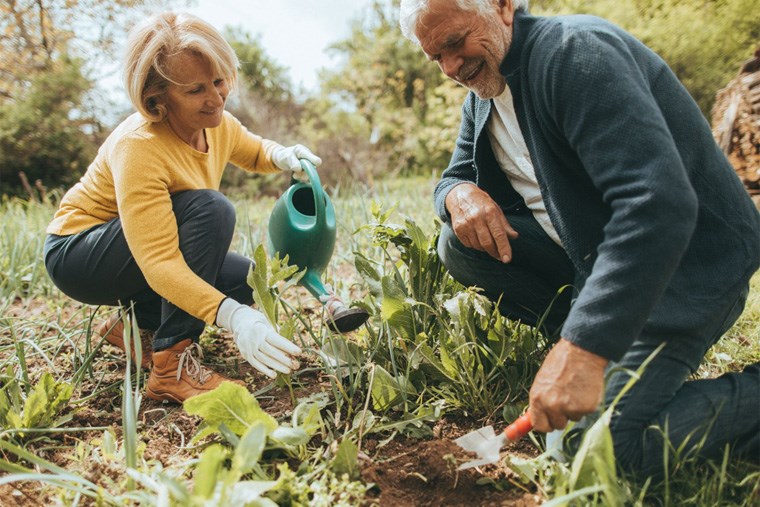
[145,339,244,403]
[97,314,153,369]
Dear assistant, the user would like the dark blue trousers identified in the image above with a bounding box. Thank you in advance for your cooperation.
[44,190,254,350]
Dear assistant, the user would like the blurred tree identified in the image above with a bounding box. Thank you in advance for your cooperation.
[538,0,760,116]
[0,55,95,195]
[224,27,302,140]
[0,0,171,194]
[0,0,169,100]
[226,27,294,108]
[221,27,303,195]
[302,0,466,181]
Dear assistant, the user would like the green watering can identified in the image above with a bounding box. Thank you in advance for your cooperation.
[267,160,369,333]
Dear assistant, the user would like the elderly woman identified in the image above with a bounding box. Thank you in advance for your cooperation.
[44,12,316,403]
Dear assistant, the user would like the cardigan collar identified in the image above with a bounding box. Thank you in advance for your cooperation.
[499,9,538,78]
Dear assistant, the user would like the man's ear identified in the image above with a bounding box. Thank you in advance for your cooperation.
[498,0,515,26]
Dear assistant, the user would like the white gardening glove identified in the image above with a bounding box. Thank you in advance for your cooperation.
[216,298,302,378]
[271,144,322,172]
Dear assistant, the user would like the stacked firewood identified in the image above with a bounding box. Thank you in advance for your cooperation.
[711,49,760,205]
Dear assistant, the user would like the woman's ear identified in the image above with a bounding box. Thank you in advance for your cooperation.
[146,96,167,121]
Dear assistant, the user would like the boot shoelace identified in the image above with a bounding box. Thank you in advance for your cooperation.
[176,342,212,384]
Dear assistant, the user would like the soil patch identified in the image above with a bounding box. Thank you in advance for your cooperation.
[361,436,540,507]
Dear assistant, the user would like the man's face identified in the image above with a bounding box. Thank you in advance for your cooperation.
[416,0,515,99]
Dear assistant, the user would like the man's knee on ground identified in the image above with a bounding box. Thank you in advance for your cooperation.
[436,223,485,284]
[436,224,458,269]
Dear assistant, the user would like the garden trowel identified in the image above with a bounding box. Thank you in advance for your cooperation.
[454,413,533,470]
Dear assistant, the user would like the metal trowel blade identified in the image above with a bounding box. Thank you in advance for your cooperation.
[454,425,506,470]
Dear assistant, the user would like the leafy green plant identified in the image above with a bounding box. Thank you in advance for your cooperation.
[426,288,544,417]
[266,463,369,507]
[315,334,372,427]
[0,370,74,440]
[128,424,279,507]
[120,310,143,491]
[176,382,365,506]
[247,244,302,330]
[184,381,319,453]
[354,205,544,418]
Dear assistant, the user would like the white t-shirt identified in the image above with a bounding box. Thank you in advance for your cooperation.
[486,85,562,246]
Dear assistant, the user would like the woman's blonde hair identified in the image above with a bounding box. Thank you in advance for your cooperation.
[122,12,239,122]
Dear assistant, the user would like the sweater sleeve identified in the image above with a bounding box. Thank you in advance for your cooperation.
[434,95,480,223]
[110,137,226,325]
[538,25,698,360]
[226,113,281,174]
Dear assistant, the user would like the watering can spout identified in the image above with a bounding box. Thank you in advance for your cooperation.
[267,160,369,333]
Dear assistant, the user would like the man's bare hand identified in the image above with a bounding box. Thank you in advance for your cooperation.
[528,339,608,432]
[445,183,518,263]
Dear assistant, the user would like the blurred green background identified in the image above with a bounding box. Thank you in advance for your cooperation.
[2,0,758,196]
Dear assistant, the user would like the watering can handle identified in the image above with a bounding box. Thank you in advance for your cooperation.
[298,159,326,229]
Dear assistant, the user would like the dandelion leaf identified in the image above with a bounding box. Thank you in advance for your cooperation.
[184,381,277,438]
[331,438,360,479]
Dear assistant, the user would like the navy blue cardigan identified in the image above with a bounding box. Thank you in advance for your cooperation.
[434,11,760,361]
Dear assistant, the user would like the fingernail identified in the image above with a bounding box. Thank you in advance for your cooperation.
[502,255,510,263]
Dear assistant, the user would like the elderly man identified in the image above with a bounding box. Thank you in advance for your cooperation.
[399,0,760,477]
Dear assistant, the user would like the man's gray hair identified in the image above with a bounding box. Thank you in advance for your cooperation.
[399,0,529,43]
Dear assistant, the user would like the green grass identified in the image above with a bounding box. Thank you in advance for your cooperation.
[1,177,758,506]
[0,195,59,306]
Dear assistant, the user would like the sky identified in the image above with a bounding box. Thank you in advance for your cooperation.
[101,0,375,101]
[185,0,372,91]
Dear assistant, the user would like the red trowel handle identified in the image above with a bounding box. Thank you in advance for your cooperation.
[504,413,532,441]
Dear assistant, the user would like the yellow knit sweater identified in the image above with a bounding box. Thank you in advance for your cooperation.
[47,111,281,324]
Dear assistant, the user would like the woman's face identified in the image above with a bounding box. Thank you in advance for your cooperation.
[161,50,229,144]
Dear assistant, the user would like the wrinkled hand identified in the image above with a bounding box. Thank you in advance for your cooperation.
[271,144,322,172]
[528,339,608,432]
[445,183,519,263]
[216,298,302,378]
